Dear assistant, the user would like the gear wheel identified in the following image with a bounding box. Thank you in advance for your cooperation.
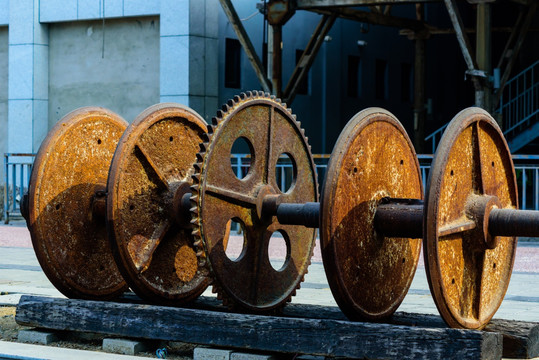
[190,91,318,312]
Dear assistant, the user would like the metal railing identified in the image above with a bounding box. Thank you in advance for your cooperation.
[425,60,539,153]
[3,153,539,225]
[499,60,539,139]
[4,153,35,224]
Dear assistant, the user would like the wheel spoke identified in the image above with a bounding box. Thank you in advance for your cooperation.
[135,142,169,191]
[438,218,476,238]
[129,219,171,273]
[472,123,485,194]
[264,105,274,185]
[205,184,257,208]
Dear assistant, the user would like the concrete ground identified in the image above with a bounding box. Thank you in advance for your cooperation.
[0,221,538,357]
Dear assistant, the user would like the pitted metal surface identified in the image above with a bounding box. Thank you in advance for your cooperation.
[27,107,128,299]
[320,108,423,321]
[191,91,318,312]
[424,107,518,329]
[107,103,211,305]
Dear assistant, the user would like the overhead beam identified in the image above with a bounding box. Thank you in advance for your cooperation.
[284,14,337,104]
[310,6,426,30]
[443,0,483,96]
[219,0,271,92]
[296,0,441,8]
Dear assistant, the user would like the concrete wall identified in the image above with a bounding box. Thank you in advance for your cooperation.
[0,27,8,180]
[48,17,160,127]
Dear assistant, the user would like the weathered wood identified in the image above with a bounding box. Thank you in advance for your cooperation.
[296,0,441,7]
[188,297,538,359]
[16,295,501,360]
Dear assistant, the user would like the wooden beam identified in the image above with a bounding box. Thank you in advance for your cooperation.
[310,7,426,30]
[219,0,271,92]
[16,295,502,360]
[284,14,337,104]
[297,0,441,7]
[494,1,538,108]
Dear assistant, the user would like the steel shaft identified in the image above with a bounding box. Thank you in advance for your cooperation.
[489,208,539,237]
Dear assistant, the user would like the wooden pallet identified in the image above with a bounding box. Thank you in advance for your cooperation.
[15,295,538,360]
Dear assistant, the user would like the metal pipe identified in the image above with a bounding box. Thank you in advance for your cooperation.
[489,208,539,237]
[276,202,320,228]
[373,198,424,239]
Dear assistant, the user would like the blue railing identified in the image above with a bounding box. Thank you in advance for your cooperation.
[426,60,539,153]
[3,153,539,224]
[4,153,34,224]
[499,60,539,139]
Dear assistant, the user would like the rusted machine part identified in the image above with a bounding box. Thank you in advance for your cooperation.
[107,103,211,305]
[191,91,318,312]
[373,198,424,239]
[27,107,128,299]
[424,107,518,330]
[320,108,423,321]
[276,202,319,228]
[489,209,539,237]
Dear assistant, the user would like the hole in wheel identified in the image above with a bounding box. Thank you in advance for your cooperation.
[450,170,454,176]
[97,139,102,145]
[268,230,290,271]
[400,159,404,165]
[224,218,246,262]
[491,161,495,167]
[230,137,254,180]
[55,204,61,210]
[169,136,174,142]
[493,262,496,269]
[275,153,296,193]
[452,278,455,284]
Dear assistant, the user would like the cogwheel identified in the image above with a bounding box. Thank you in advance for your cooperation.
[190,91,318,313]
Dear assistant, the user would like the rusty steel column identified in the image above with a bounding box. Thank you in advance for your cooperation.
[413,4,426,153]
[271,24,283,97]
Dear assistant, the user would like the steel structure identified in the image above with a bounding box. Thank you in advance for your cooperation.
[218,0,537,152]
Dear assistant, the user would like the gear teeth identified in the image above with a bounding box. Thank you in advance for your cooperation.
[192,232,201,241]
[221,103,230,113]
[196,153,204,162]
[233,95,241,103]
[201,132,210,142]
[215,110,224,119]
[190,218,198,226]
[190,207,199,216]
[193,162,202,172]
[227,99,235,108]
[196,250,205,257]
[239,92,247,100]
[246,90,253,97]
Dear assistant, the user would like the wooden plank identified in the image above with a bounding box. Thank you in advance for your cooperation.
[296,0,441,7]
[16,295,501,360]
[187,296,538,359]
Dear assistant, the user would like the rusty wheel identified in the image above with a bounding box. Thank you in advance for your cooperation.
[424,107,518,329]
[191,91,318,312]
[27,107,128,299]
[107,103,211,305]
[320,108,423,321]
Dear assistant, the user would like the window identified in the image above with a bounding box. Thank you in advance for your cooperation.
[401,63,413,102]
[347,55,361,98]
[375,59,388,100]
[225,38,241,88]
[295,49,309,95]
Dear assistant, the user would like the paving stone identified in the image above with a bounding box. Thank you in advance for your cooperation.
[231,352,279,360]
[17,329,58,344]
[102,338,149,355]
[194,347,234,360]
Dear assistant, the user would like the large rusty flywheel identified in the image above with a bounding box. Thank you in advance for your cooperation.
[107,103,212,304]
[424,108,518,329]
[191,91,318,312]
[25,107,128,299]
[320,108,423,321]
